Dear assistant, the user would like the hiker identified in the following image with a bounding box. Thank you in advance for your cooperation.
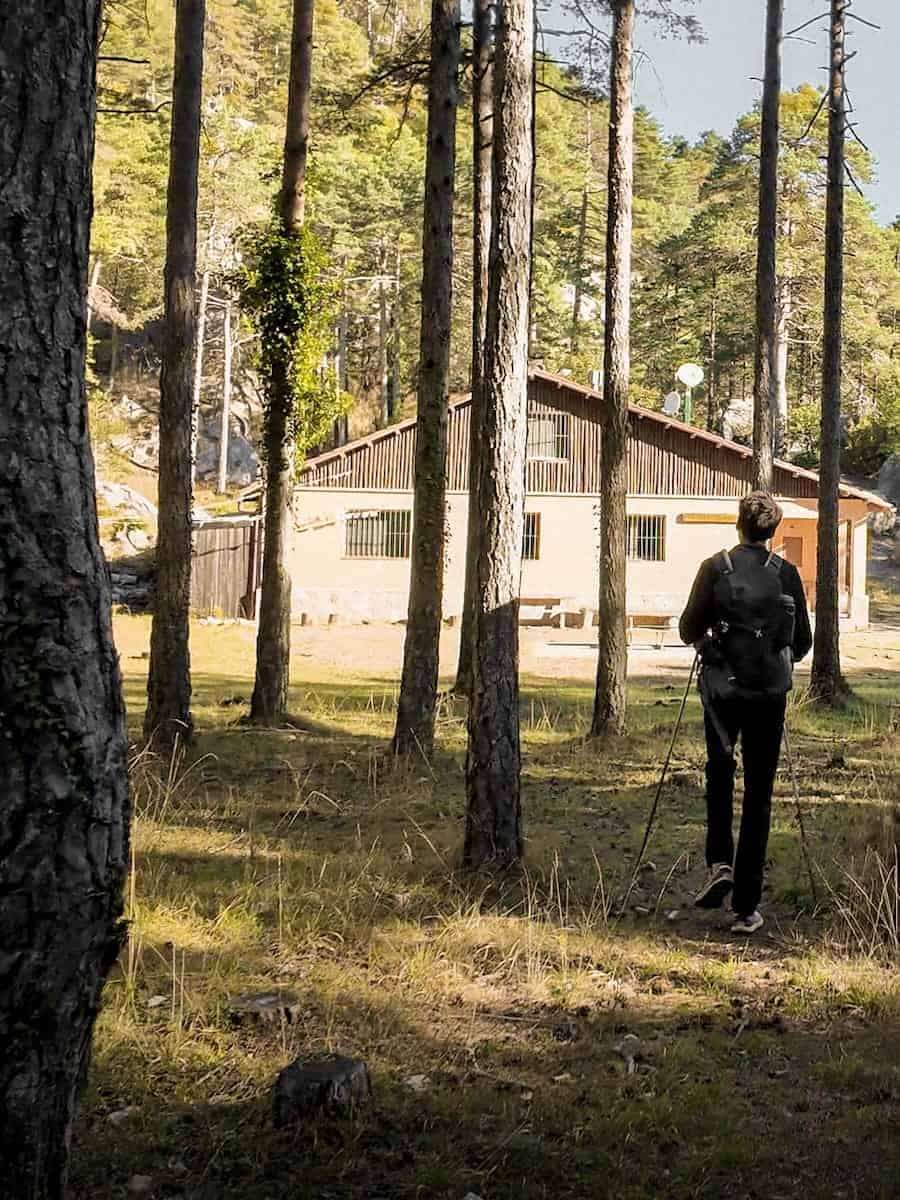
[679,491,812,934]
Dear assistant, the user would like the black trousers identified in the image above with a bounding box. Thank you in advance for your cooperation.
[703,693,787,916]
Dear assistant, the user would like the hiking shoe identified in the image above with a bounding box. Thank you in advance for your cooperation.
[694,863,733,909]
[731,910,764,935]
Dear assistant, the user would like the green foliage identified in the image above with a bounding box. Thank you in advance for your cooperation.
[237,223,349,462]
[92,4,900,474]
[85,334,127,478]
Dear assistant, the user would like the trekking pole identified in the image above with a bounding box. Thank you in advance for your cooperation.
[621,653,698,914]
[782,722,819,907]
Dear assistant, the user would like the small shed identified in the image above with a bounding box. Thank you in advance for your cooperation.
[191,514,262,619]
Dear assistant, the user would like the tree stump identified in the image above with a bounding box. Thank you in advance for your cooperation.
[228,990,303,1025]
[273,1056,371,1126]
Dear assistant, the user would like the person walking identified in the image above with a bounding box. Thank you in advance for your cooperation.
[680,491,812,934]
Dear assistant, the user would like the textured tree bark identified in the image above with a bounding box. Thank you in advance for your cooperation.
[394,0,460,756]
[144,0,206,752]
[453,0,494,698]
[591,0,633,739]
[463,0,534,866]
[0,2,131,1194]
[250,0,314,725]
[751,0,782,492]
[811,0,849,704]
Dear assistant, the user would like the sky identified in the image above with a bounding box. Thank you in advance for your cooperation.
[544,0,898,225]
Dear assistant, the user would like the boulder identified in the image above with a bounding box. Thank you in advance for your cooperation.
[195,421,260,487]
[273,1056,371,1126]
[877,454,900,508]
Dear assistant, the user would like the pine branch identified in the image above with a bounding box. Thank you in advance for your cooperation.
[98,100,172,116]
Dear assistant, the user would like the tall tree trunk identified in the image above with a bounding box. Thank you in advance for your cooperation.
[706,273,718,432]
[453,0,494,697]
[378,241,390,424]
[393,0,460,756]
[144,0,206,751]
[773,272,791,456]
[0,2,131,1194]
[571,104,593,353]
[250,0,314,725]
[334,299,349,445]
[463,0,534,866]
[217,298,233,494]
[811,0,849,704]
[751,0,782,491]
[591,0,634,739]
[390,243,402,420]
[191,267,210,484]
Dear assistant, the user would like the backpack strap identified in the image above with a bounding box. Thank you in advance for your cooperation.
[765,551,784,573]
[720,548,734,574]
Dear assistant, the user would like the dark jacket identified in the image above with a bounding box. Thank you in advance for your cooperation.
[679,544,813,661]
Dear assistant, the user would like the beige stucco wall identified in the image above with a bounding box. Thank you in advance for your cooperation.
[289,488,872,628]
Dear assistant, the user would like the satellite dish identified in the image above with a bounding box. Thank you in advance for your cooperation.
[662,391,681,416]
[676,362,704,389]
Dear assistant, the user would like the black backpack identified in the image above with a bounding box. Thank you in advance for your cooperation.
[701,548,795,701]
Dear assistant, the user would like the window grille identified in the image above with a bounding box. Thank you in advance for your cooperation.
[522,512,541,560]
[626,514,666,561]
[344,510,411,558]
[526,409,569,460]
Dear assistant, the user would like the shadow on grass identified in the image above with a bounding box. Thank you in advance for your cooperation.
[71,957,900,1200]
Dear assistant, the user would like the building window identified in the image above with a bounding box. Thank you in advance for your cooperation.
[522,512,541,560]
[345,510,411,558]
[627,514,666,561]
[526,409,569,460]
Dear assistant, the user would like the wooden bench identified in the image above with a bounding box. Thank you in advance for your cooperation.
[625,594,682,648]
[626,613,680,649]
[520,596,598,629]
[519,595,683,647]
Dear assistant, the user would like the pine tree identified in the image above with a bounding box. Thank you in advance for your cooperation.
[591,0,634,739]
[250,0,315,725]
[751,0,782,490]
[464,0,534,867]
[454,0,494,697]
[0,2,131,1192]
[811,0,850,704]
[144,0,206,752]
[393,0,461,755]
[753,0,782,489]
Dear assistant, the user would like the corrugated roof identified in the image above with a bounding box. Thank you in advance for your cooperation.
[287,368,892,512]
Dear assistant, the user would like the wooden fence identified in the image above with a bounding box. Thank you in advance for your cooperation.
[191,516,262,619]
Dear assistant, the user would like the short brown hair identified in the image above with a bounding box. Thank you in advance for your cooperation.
[738,491,783,542]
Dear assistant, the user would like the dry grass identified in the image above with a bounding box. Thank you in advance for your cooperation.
[68,616,900,1200]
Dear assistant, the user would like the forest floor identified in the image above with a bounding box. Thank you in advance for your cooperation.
[70,603,900,1200]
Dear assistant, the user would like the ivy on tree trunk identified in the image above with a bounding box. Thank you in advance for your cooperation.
[250,0,314,726]
[0,2,131,1194]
